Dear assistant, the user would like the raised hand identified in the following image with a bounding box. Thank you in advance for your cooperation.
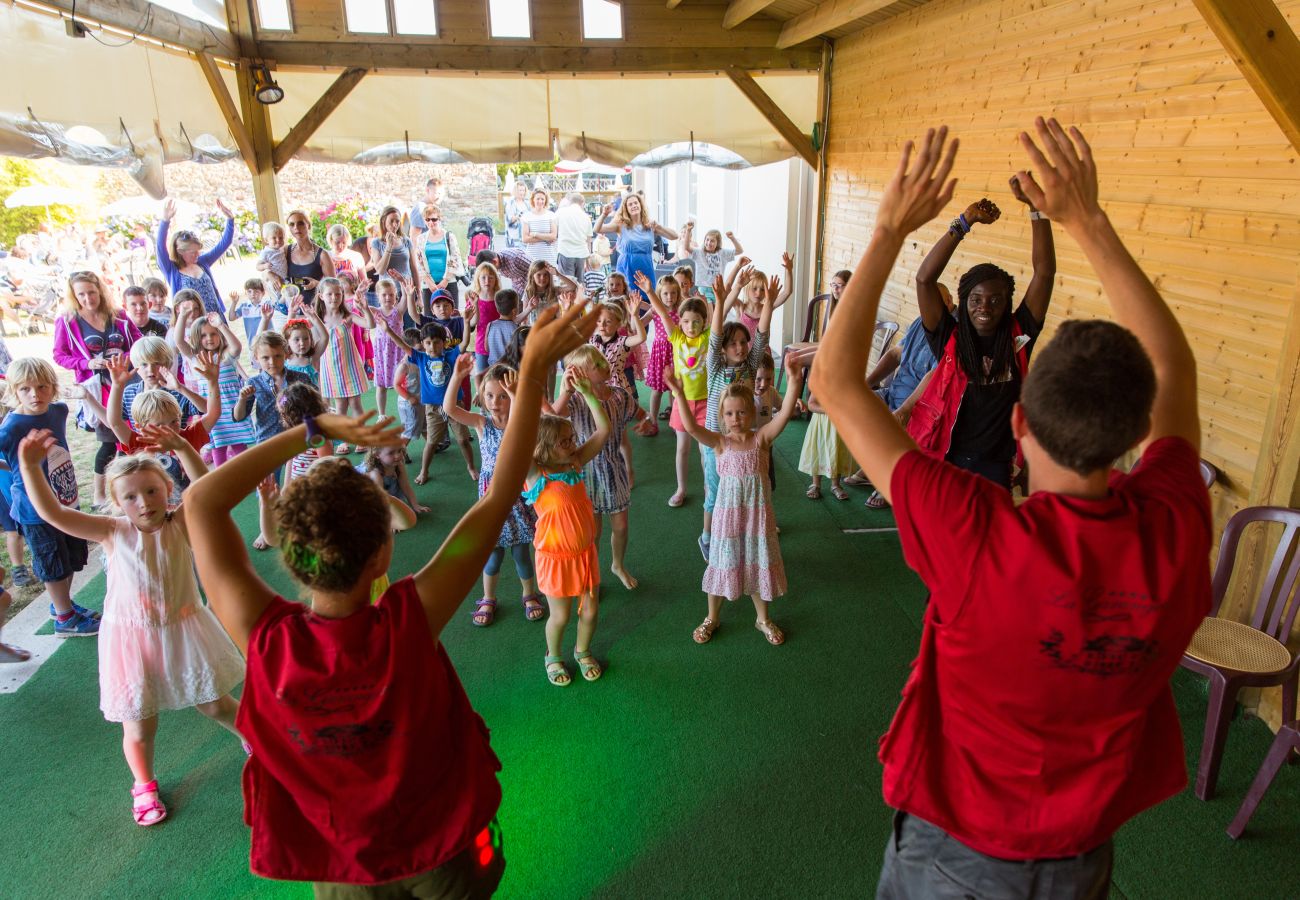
[963,198,1000,226]
[206,311,222,328]
[228,290,241,308]
[713,274,727,301]
[104,352,133,386]
[499,368,518,400]
[17,430,56,467]
[735,255,752,270]
[767,274,782,301]
[783,349,806,383]
[139,423,186,453]
[255,475,279,504]
[318,410,405,448]
[453,353,474,379]
[1014,117,1100,231]
[781,251,794,269]
[1008,173,1034,207]
[239,383,256,402]
[261,302,274,321]
[874,126,960,237]
[725,230,735,239]
[191,350,222,383]
[162,198,177,222]
[633,271,653,295]
[215,198,233,219]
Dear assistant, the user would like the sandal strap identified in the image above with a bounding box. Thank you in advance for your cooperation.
[475,598,498,608]
[131,780,159,798]
[574,649,595,661]
[544,654,564,664]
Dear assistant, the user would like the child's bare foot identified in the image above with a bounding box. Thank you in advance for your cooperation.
[0,642,31,663]
[468,467,480,481]
[415,471,430,485]
[252,534,270,551]
[612,565,638,590]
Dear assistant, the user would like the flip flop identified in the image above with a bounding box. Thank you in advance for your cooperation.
[865,491,890,510]
[843,473,871,487]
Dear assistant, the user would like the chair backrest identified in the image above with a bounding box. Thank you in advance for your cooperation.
[869,320,901,370]
[1211,506,1300,642]
[1199,458,1219,489]
[801,293,833,343]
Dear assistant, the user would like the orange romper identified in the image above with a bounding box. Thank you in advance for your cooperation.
[524,468,600,598]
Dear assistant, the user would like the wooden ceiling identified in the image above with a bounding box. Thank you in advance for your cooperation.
[719,0,934,46]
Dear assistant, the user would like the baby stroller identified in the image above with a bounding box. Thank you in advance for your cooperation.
[466,218,494,267]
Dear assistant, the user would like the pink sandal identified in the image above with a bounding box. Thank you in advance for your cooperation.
[131,780,167,827]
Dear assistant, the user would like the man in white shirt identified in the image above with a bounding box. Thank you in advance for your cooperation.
[554,192,593,280]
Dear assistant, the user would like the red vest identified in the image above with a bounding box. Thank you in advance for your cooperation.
[237,578,502,884]
[906,321,1031,461]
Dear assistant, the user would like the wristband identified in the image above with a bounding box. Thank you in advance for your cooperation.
[303,415,326,449]
[948,217,967,240]
[1029,210,1048,221]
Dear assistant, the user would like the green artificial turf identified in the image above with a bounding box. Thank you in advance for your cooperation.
[1,409,1298,899]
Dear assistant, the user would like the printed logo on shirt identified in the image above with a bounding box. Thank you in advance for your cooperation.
[45,445,79,507]
[425,358,448,387]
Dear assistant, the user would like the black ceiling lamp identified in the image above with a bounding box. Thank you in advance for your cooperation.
[252,64,284,105]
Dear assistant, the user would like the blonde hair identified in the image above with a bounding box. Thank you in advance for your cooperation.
[188,316,230,356]
[129,336,175,369]
[565,344,610,372]
[64,271,115,318]
[472,262,502,297]
[261,221,285,241]
[6,358,59,398]
[702,228,724,251]
[251,330,286,355]
[525,260,555,302]
[585,254,603,269]
[105,453,173,505]
[534,414,576,469]
[326,223,351,244]
[529,188,550,208]
[606,272,628,296]
[375,277,398,295]
[746,269,768,288]
[421,203,441,223]
[596,302,626,326]
[130,389,182,426]
[167,227,204,266]
[720,381,757,419]
[656,275,681,304]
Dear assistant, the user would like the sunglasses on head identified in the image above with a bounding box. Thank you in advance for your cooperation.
[174,231,197,242]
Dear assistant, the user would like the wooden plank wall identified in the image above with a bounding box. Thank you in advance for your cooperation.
[822,0,1300,535]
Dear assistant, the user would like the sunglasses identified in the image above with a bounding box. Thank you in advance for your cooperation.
[425,216,440,223]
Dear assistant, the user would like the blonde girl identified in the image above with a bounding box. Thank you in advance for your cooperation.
[462,261,504,378]
[445,356,545,626]
[176,308,254,466]
[521,260,558,326]
[667,357,805,647]
[19,431,244,826]
[734,253,794,334]
[314,276,375,450]
[360,443,427,514]
[643,273,683,424]
[371,277,407,416]
[524,378,611,686]
[680,224,744,301]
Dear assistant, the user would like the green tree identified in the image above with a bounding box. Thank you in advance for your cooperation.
[0,159,76,246]
[496,159,558,184]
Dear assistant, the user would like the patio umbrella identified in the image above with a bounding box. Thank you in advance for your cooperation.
[4,184,82,222]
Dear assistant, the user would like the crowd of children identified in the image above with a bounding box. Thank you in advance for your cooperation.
[0,121,1218,900]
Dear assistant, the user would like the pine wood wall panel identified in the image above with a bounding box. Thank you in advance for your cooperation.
[821,0,1300,534]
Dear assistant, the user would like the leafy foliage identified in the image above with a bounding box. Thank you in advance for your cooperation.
[0,159,77,246]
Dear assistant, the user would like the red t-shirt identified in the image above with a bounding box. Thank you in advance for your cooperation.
[884,437,1211,859]
[236,577,502,884]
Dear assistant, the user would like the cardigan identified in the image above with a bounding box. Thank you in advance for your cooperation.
[155,216,234,314]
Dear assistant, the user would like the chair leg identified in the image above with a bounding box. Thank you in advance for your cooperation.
[1196,673,1238,801]
[1227,725,1300,839]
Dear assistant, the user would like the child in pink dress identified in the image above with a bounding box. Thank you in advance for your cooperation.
[640,273,681,424]
[370,277,407,417]
[666,357,804,647]
[18,427,245,827]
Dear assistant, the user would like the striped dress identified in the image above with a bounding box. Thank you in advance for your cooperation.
[320,321,368,399]
[567,385,636,515]
[193,356,256,449]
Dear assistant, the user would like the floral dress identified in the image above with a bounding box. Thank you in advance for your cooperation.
[645,307,679,393]
[478,420,536,547]
[702,435,786,602]
[568,387,636,515]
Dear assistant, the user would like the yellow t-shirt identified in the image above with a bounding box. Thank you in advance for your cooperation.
[669,327,710,401]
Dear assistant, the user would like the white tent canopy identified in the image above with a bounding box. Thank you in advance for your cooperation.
[1,2,817,193]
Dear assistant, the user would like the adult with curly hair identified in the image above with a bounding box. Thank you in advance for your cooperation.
[905,179,1056,489]
[155,198,235,315]
[597,191,677,302]
[52,271,143,507]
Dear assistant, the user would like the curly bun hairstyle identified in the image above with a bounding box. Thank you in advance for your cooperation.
[276,458,391,592]
[278,381,327,429]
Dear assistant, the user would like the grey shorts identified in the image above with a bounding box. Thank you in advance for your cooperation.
[876,811,1112,900]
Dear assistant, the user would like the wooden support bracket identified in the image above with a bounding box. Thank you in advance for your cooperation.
[726,68,818,168]
[722,0,779,29]
[272,67,367,173]
[777,0,899,48]
[195,52,257,175]
[1192,0,1300,154]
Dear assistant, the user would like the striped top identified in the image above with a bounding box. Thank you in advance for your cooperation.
[582,270,607,296]
[192,356,256,448]
[522,211,558,264]
[319,321,368,399]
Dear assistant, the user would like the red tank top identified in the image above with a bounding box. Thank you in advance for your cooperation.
[236,577,502,884]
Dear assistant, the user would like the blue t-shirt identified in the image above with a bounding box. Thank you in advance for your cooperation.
[121,383,201,428]
[883,315,941,411]
[413,315,466,349]
[408,346,459,406]
[0,404,79,525]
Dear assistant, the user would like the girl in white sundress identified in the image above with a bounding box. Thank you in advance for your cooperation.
[18,427,245,829]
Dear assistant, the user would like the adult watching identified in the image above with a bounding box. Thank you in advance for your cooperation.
[520,188,558,265]
[371,205,417,310]
[413,204,463,309]
[285,209,335,305]
[554,192,593,280]
[407,177,444,242]
[155,198,235,315]
[504,181,528,248]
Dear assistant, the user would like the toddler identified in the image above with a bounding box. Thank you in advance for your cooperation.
[484,289,521,370]
[360,444,427,514]
[582,253,607,297]
[256,221,288,288]
[393,328,426,442]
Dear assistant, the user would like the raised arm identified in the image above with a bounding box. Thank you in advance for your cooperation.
[772,252,794,312]
[17,431,113,544]
[635,272,674,335]
[679,222,695,255]
[727,230,744,254]
[1016,116,1198,450]
[378,312,414,353]
[758,354,806,445]
[664,370,720,450]
[185,413,403,654]
[173,309,199,359]
[140,423,208,484]
[188,351,223,434]
[197,201,235,267]
[915,197,999,330]
[650,219,678,241]
[623,295,647,349]
[1006,173,1057,324]
[102,354,136,445]
[412,303,599,639]
[210,312,243,359]
[570,377,611,467]
[444,354,486,430]
[155,206,177,278]
[812,127,958,503]
[595,204,621,235]
[866,344,903,390]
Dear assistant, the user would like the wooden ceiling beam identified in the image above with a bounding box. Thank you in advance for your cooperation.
[27,0,241,56]
[666,0,685,7]
[725,68,817,167]
[1192,0,1300,154]
[272,67,368,172]
[195,52,257,174]
[722,0,780,29]
[777,0,900,48]
[258,41,822,72]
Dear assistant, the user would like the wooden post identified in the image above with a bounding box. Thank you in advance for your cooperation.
[195,52,256,174]
[236,62,282,224]
[272,68,368,173]
[1192,0,1300,154]
[725,68,818,169]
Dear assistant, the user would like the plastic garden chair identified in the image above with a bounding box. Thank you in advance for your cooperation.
[1180,506,1300,800]
[1226,718,1299,838]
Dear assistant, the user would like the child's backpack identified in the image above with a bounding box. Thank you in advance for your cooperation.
[466,217,494,265]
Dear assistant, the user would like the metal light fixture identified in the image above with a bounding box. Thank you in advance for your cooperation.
[252,65,284,105]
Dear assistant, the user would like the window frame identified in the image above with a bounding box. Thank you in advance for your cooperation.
[487,0,532,41]
[252,0,294,33]
[580,0,623,42]
[340,0,440,36]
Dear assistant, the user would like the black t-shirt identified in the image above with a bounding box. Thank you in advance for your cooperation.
[924,302,1043,463]
[136,317,168,338]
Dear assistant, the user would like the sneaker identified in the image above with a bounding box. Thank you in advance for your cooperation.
[698,534,711,562]
[10,565,35,587]
[54,611,101,637]
[50,601,101,621]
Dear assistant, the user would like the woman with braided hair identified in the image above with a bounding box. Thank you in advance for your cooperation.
[905,178,1056,488]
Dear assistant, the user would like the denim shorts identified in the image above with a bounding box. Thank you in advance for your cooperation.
[22,520,89,584]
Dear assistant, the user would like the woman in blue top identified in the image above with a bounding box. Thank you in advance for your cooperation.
[413,203,463,311]
[596,192,677,302]
[155,198,235,315]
